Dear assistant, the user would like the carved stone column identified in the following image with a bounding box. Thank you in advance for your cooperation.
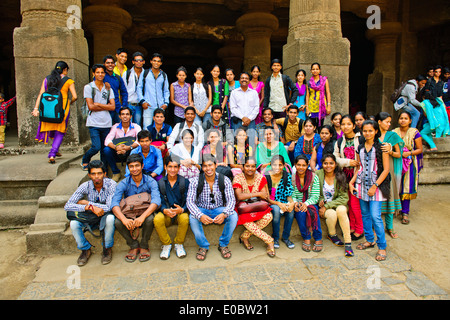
[283,0,350,119]
[365,22,402,117]
[217,40,244,75]
[13,0,89,146]
[236,11,279,79]
[83,3,132,64]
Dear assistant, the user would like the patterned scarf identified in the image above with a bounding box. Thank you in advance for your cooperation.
[295,170,319,231]
[308,75,327,121]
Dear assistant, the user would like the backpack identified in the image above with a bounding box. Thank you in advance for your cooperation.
[390,81,414,103]
[174,121,201,146]
[158,176,186,209]
[196,172,227,206]
[281,117,303,137]
[81,83,111,120]
[139,69,167,101]
[38,76,69,123]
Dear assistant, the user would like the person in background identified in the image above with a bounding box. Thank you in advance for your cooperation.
[0,94,16,149]
[293,69,309,121]
[249,65,265,124]
[122,51,145,126]
[103,55,128,124]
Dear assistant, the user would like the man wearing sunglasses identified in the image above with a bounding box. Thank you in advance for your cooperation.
[186,154,237,261]
[122,52,146,126]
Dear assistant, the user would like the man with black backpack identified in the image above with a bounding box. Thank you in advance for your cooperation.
[186,154,237,261]
[154,155,190,260]
[275,105,304,164]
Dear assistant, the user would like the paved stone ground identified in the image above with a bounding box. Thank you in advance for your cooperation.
[17,234,448,301]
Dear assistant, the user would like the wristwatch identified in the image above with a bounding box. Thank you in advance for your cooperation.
[374,182,379,187]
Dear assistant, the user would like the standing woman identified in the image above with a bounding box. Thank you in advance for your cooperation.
[207,65,230,126]
[393,111,423,225]
[249,65,265,124]
[316,154,353,257]
[354,111,367,134]
[293,118,322,161]
[307,62,331,129]
[292,155,322,252]
[309,124,336,172]
[331,112,343,139]
[233,157,275,257]
[32,61,77,163]
[191,67,212,125]
[170,66,194,125]
[349,120,390,261]
[376,112,404,239]
[293,69,309,121]
[265,155,296,249]
[333,114,364,240]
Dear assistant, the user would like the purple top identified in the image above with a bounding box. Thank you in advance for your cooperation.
[173,81,190,118]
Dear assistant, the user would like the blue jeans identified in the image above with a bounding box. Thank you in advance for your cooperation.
[271,204,294,241]
[402,103,421,128]
[189,207,238,249]
[294,205,322,241]
[143,107,157,129]
[70,214,115,250]
[129,103,143,127]
[359,200,386,250]
[82,127,110,164]
[103,146,130,174]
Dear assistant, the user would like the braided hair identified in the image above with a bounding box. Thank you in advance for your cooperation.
[233,127,250,165]
[360,120,390,200]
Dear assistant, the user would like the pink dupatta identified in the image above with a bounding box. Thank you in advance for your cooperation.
[308,76,327,121]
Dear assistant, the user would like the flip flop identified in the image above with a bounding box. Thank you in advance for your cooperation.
[125,248,140,263]
[302,242,311,252]
[139,249,151,262]
[375,252,387,261]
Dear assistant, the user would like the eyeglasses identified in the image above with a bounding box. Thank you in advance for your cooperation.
[210,193,215,204]
[134,59,144,62]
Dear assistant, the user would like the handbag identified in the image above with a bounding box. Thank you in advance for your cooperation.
[237,197,269,215]
[119,192,152,239]
[66,210,102,238]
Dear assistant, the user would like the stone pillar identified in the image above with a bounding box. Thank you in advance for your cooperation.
[83,3,132,64]
[365,22,402,117]
[236,11,279,79]
[13,0,90,146]
[283,0,351,119]
[217,41,244,75]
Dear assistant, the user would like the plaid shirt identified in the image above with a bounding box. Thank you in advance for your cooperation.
[186,174,236,220]
[64,178,117,212]
[0,97,16,126]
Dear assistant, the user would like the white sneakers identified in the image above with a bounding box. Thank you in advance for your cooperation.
[160,244,186,259]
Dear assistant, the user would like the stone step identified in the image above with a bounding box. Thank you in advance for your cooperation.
[0,199,38,228]
[422,151,450,168]
[419,166,450,184]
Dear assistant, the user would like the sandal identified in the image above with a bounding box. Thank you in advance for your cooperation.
[196,248,208,261]
[125,248,140,263]
[387,229,398,239]
[239,235,254,251]
[401,214,410,225]
[266,242,276,258]
[139,249,151,262]
[302,241,311,252]
[48,157,55,164]
[218,246,232,259]
[375,250,387,261]
[356,241,376,250]
[312,241,323,252]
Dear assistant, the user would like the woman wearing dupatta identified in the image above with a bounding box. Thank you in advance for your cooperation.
[376,112,404,238]
[32,61,77,163]
[420,93,450,151]
[292,154,322,252]
[256,126,291,174]
[233,157,275,257]
[393,110,423,225]
[307,63,331,129]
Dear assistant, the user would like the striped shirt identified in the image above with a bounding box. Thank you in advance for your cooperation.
[64,178,117,212]
[186,174,236,220]
[291,174,320,206]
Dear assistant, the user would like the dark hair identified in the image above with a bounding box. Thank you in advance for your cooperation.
[176,66,187,75]
[92,64,106,73]
[181,128,195,140]
[202,153,217,165]
[47,61,69,88]
[271,59,282,67]
[132,52,144,60]
[207,128,221,141]
[88,160,106,174]
[116,48,128,55]
[294,154,309,165]
[319,124,336,141]
[287,105,299,113]
[295,69,307,84]
[262,107,273,116]
[360,120,390,200]
[311,62,321,70]
[164,154,180,166]
[137,129,152,141]
[250,65,261,80]
[443,67,450,74]
[239,72,251,80]
[271,154,285,166]
[211,105,222,113]
[151,53,163,61]
[331,112,342,121]
[434,65,442,71]
[153,108,165,117]
[184,106,196,115]
[127,153,144,166]
[375,111,392,123]
[244,156,257,165]
[119,106,132,116]
[303,117,316,128]
[320,153,347,192]
[103,55,115,64]
[398,110,412,121]
[416,74,427,82]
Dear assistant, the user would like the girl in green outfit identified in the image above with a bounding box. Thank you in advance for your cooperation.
[376,112,404,239]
